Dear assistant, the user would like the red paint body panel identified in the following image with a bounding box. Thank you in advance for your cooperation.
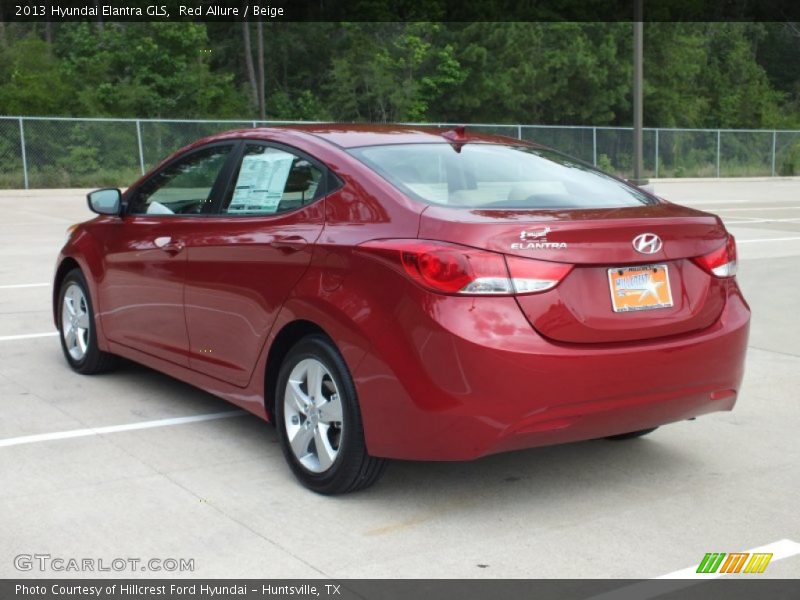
[351,274,748,459]
[92,217,198,366]
[419,203,727,263]
[294,245,748,459]
[55,124,751,462]
[419,203,730,343]
[184,201,326,386]
[516,259,726,343]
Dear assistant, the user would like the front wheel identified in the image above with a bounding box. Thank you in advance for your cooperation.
[57,269,116,374]
[275,334,386,494]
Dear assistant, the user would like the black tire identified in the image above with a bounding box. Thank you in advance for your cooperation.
[275,334,386,494]
[606,427,658,441]
[57,268,117,375]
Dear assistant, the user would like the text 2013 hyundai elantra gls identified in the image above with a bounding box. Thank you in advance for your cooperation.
[54,125,750,494]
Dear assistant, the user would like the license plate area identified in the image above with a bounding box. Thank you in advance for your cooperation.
[608,264,674,313]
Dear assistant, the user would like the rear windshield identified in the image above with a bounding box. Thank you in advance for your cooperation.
[349,143,655,209]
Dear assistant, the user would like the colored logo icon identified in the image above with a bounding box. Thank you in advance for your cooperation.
[696,552,773,574]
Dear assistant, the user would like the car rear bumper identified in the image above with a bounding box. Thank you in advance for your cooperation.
[354,281,750,461]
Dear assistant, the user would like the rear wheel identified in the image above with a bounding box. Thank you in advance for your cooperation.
[58,269,116,374]
[275,334,386,494]
[606,427,658,441]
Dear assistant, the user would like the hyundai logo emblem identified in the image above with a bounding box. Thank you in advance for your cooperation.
[632,233,663,255]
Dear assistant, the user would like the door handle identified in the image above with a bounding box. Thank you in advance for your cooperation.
[270,235,308,252]
[154,236,185,255]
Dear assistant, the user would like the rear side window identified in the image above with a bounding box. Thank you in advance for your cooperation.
[349,143,655,209]
[221,145,324,216]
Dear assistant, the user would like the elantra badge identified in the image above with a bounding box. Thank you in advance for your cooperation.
[632,233,662,255]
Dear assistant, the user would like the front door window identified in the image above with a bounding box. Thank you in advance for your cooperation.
[130,146,233,215]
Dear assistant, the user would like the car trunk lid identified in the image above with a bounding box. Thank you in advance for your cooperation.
[418,203,729,344]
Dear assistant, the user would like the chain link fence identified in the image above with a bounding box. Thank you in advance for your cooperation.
[2,116,800,189]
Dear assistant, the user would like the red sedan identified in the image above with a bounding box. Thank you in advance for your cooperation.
[54,125,750,494]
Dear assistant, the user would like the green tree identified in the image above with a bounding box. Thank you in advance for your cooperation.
[698,23,782,128]
[643,23,708,127]
[55,23,247,118]
[756,24,800,128]
[327,22,465,122]
[0,36,76,115]
[440,23,632,125]
[0,21,797,129]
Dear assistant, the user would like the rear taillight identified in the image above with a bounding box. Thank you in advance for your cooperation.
[358,239,572,295]
[692,236,738,278]
[506,255,574,294]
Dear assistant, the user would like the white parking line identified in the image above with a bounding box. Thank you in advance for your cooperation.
[723,217,800,223]
[587,539,800,600]
[0,411,248,448]
[738,236,800,243]
[706,205,800,211]
[0,332,58,342]
[0,283,49,289]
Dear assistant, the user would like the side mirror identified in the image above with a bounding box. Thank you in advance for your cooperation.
[87,188,122,215]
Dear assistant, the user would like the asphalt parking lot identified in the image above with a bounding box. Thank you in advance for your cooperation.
[1,179,798,580]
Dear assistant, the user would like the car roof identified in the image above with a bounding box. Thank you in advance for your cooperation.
[203,123,535,149]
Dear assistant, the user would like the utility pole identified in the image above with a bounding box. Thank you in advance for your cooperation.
[256,21,266,121]
[632,0,646,185]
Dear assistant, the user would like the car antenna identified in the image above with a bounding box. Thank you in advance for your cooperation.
[441,125,467,153]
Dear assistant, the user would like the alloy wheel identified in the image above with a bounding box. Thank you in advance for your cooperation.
[283,358,344,473]
[61,283,91,361]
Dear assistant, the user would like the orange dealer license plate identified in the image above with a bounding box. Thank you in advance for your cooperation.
[608,264,674,313]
